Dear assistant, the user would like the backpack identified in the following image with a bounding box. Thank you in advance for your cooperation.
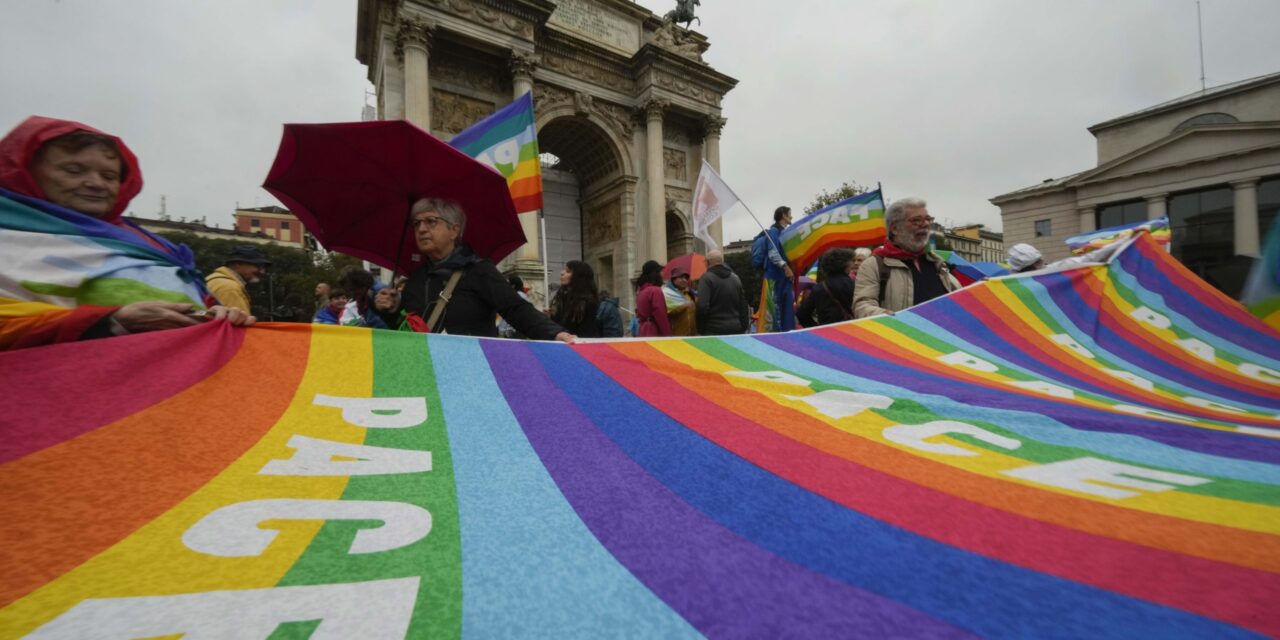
[750,230,770,271]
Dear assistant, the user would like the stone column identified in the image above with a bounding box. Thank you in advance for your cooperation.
[1233,178,1261,256]
[702,115,726,248]
[1145,193,1168,221]
[644,99,669,263]
[510,54,541,265]
[1077,206,1095,234]
[396,18,433,130]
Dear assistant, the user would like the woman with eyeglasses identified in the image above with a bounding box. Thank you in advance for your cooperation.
[399,197,573,342]
[853,197,959,318]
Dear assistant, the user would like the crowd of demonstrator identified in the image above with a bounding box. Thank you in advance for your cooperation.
[0,115,1044,351]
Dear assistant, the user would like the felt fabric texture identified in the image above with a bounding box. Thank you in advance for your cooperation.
[2,234,1278,638]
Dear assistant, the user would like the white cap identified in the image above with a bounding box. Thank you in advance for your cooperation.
[1007,243,1043,271]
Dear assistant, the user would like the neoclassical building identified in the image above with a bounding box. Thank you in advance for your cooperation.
[355,0,737,305]
[992,71,1280,296]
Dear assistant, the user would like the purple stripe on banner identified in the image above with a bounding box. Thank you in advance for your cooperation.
[482,340,974,638]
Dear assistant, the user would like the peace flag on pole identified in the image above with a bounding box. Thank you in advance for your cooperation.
[690,160,741,251]
[449,91,543,213]
[780,189,886,275]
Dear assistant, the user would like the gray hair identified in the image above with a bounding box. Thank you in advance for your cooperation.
[411,197,467,236]
[884,197,928,233]
[706,249,725,265]
[854,247,872,258]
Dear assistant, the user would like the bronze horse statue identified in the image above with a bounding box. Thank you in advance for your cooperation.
[664,0,700,29]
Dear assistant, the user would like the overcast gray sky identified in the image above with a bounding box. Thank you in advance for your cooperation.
[3,0,1277,243]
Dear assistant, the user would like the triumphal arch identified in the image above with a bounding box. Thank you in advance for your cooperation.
[356,0,737,304]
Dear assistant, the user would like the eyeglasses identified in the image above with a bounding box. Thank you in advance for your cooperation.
[410,215,452,230]
[905,215,935,227]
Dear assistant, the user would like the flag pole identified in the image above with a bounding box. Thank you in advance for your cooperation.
[540,210,550,306]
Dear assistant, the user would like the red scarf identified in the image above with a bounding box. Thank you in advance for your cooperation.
[873,240,924,261]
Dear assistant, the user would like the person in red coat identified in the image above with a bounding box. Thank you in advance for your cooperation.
[634,260,671,337]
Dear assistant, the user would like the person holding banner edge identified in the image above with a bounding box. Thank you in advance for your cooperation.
[765,205,797,331]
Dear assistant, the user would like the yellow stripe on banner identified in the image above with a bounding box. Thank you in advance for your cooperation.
[508,157,541,183]
[0,296,66,318]
[649,340,1280,536]
[1,327,375,637]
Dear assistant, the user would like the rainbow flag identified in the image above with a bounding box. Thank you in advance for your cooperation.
[449,92,543,214]
[4,233,1279,638]
[781,190,886,275]
[1067,215,1172,255]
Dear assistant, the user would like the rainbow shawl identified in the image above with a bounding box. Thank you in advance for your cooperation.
[781,190,886,275]
[0,189,208,309]
[3,234,1278,638]
[1067,215,1172,255]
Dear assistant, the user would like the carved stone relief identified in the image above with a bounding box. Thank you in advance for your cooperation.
[418,0,534,39]
[585,200,622,245]
[534,83,634,142]
[663,147,687,181]
[662,124,689,146]
[432,49,504,93]
[654,72,722,106]
[540,51,630,93]
[664,185,692,203]
[431,89,495,136]
[648,21,706,63]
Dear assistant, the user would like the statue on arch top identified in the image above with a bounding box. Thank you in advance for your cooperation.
[664,0,701,29]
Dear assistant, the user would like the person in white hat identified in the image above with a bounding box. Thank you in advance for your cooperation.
[1007,243,1045,273]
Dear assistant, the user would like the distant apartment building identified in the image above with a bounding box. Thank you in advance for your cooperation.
[992,70,1280,296]
[949,224,1005,263]
[126,215,278,245]
[234,206,305,246]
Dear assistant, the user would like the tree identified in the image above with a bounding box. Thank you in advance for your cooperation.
[805,180,870,214]
[157,232,362,322]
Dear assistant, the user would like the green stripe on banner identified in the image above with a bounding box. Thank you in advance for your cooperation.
[274,331,463,639]
[454,118,531,157]
[519,140,540,162]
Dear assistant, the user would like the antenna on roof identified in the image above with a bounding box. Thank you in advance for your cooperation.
[1197,1,1206,92]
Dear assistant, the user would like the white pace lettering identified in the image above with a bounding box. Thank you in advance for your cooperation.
[312,394,427,429]
[1236,426,1280,440]
[1239,363,1280,384]
[1103,369,1155,391]
[883,421,1022,456]
[25,578,420,640]
[937,351,999,373]
[785,390,893,419]
[1050,334,1095,359]
[260,435,432,476]
[1183,396,1247,414]
[1130,306,1172,330]
[183,499,432,557]
[1173,338,1216,363]
[1113,404,1199,425]
[1006,379,1076,399]
[724,370,812,387]
[1002,457,1209,499]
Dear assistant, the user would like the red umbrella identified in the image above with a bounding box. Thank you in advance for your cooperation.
[663,253,707,281]
[262,120,524,275]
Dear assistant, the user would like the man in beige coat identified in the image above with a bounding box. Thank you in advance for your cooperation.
[205,245,270,314]
[854,197,959,318]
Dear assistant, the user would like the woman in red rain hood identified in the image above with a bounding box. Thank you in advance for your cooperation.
[0,116,253,350]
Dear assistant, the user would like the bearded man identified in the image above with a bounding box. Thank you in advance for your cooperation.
[853,197,959,318]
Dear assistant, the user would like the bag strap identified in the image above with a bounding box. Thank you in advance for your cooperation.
[876,255,889,308]
[425,270,464,333]
[821,281,854,321]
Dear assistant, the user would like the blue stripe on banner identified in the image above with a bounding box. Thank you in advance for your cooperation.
[727,336,1280,485]
[528,341,1256,640]
[429,336,696,637]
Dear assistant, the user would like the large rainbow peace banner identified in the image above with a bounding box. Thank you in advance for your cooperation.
[3,234,1278,638]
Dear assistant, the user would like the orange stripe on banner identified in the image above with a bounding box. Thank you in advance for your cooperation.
[610,341,1280,573]
[0,325,311,607]
[509,176,543,199]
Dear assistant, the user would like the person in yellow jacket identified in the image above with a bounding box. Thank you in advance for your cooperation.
[205,245,270,314]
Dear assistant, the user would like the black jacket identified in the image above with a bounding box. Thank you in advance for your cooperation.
[695,263,750,335]
[797,273,855,328]
[402,246,564,339]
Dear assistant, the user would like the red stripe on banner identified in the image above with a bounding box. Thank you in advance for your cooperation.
[1,322,245,464]
[576,342,1280,634]
[0,325,310,607]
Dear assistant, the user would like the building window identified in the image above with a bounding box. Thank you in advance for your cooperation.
[1096,199,1148,229]
[1259,176,1280,238]
[1034,219,1051,237]
[1169,184,1233,290]
[250,218,261,227]
[281,221,290,230]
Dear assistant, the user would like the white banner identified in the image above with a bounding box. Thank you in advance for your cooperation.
[691,160,740,252]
